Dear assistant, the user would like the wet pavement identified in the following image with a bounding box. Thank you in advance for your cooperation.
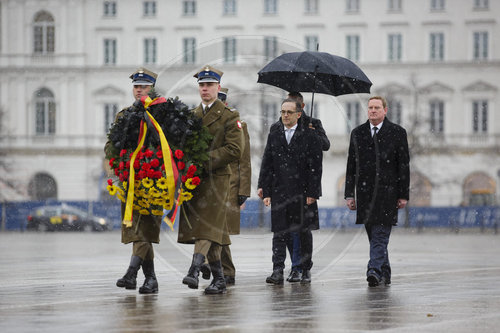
[1,228,499,332]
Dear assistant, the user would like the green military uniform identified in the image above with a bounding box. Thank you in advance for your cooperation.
[177,99,243,246]
[221,121,251,280]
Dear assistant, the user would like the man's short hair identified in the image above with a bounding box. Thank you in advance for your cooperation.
[281,98,302,112]
[287,91,304,104]
[369,96,387,109]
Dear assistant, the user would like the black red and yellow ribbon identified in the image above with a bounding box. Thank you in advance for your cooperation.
[122,96,179,229]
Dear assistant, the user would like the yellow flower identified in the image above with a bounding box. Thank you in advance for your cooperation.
[142,178,154,188]
[117,193,126,202]
[141,190,151,199]
[116,187,125,196]
[138,199,150,208]
[133,204,142,211]
[135,180,141,188]
[122,181,128,190]
[185,178,197,190]
[163,202,173,210]
[151,209,164,216]
[139,209,150,215]
[150,187,161,198]
[180,190,193,201]
[157,177,168,190]
[152,198,164,206]
[107,185,117,196]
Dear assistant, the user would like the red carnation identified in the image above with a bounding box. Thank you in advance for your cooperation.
[191,176,201,186]
[107,179,113,186]
[145,149,154,158]
[138,152,145,160]
[123,170,129,179]
[119,174,125,182]
[138,170,147,179]
[156,150,163,159]
[150,159,160,168]
[147,169,156,179]
[125,161,130,169]
[142,163,151,171]
[161,164,165,170]
[177,161,186,170]
[175,149,184,160]
[114,169,119,176]
[187,165,197,178]
[134,159,141,169]
[109,158,115,167]
[181,175,188,183]
[118,161,125,170]
[120,149,127,157]
[154,171,163,179]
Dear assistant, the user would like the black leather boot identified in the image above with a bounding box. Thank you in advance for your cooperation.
[139,260,159,294]
[182,253,205,289]
[204,261,226,294]
[116,255,143,289]
[200,263,211,280]
[266,269,284,285]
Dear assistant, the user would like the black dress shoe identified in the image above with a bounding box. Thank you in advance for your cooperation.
[286,270,301,283]
[300,270,311,284]
[224,275,235,285]
[266,270,284,285]
[381,275,391,286]
[367,274,380,287]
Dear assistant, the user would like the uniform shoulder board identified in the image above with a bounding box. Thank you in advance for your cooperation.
[225,106,237,112]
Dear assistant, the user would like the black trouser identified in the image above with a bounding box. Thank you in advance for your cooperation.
[272,228,312,271]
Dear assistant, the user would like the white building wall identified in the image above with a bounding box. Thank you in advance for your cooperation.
[0,0,499,206]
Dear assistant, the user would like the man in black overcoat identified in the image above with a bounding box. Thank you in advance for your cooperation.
[258,98,323,285]
[259,91,330,282]
[344,96,410,287]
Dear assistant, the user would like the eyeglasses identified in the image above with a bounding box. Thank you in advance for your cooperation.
[280,110,297,115]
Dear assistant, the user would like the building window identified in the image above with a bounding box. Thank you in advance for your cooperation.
[264,0,278,14]
[429,100,444,134]
[223,0,237,15]
[104,103,118,133]
[472,100,488,133]
[387,99,402,125]
[430,32,444,61]
[346,0,359,12]
[473,0,489,10]
[305,35,318,51]
[264,36,277,61]
[144,38,157,64]
[346,101,361,132]
[103,1,117,17]
[430,0,445,11]
[183,0,196,16]
[33,11,55,54]
[183,37,196,64]
[28,173,57,200]
[143,1,157,16]
[388,0,402,11]
[35,88,56,135]
[388,33,402,62]
[104,38,117,65]
[305,0,318,14]
[473,31,488,60]
[346,35,359,61]
[223,37,237,63]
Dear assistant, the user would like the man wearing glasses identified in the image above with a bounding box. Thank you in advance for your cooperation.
[258,98,323,285]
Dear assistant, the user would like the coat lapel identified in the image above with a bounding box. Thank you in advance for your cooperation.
[198,102,223,127]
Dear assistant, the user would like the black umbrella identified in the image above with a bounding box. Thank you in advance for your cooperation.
[257,51,372,118]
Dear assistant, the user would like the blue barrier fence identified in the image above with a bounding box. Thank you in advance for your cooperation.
[1,200,499,231]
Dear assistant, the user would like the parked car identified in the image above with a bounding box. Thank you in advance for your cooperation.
[27,204,112,232]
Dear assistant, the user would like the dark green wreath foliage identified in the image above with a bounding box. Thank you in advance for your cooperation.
[105,90,212,173]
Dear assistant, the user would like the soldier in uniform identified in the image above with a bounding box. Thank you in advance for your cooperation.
[105,67,161,294]
[218,88,251,285]
[178,66,243,294]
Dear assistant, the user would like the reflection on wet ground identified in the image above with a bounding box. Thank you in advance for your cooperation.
[1,229,500,332]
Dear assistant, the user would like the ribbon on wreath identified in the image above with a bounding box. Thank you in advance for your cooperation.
[122,96,179,227]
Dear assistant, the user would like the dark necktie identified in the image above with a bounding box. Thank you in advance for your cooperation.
[373,126,378,141]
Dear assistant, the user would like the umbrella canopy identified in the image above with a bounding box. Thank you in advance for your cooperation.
[257,51,372,97]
